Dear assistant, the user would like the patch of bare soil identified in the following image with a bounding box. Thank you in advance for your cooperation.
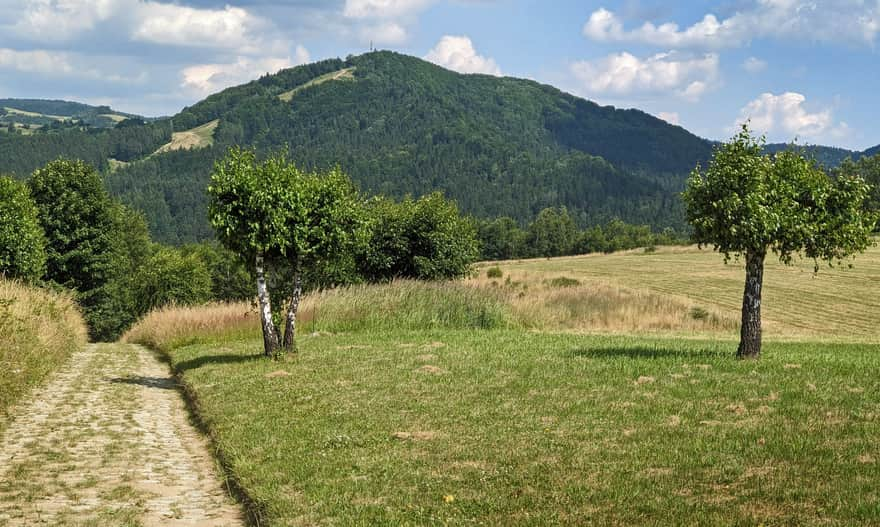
[0,344,243,526]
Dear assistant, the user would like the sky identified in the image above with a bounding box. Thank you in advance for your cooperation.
[1,0,878,150]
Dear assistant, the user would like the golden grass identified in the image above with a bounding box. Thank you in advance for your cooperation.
[122,301,259,352]
[153,119,219,155]
[469,271,738,334]
[278,68,356,102]
[0,279,87,417]
[478,242,880,342]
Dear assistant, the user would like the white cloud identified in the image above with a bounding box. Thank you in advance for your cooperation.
[583,2,880,48]
[742,56,768,74]
[12,0,120,41]
[343,0,434,19]
[132,3,280,54]
[0,48,73,75]
[360,21,409,45]
[182,49,310,95]
[734,92,848,140]
[570,51,719,101]
[658,111,680,125]
[425,35,501,75]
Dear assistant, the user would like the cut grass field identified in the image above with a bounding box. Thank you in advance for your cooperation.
[153,118,219,155]
[278,67,356,102]
[0,279,87,423]
[124,244,880,525]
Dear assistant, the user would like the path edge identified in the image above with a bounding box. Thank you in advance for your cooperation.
[134,343,268,527]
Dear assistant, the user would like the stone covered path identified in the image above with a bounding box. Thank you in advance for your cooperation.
[0,344,244,526]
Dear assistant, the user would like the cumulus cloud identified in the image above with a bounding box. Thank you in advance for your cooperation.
[425,35,501,75]
[11,0,119,41]
[0,48,73,75]
[583,2,880,48]
[359,21,409,45]
[734,92,848,140]
[742,56,768,74]
[132,3,282,54]
[570,51,719,101]
[343,0,434,19]
[182,48,310,95]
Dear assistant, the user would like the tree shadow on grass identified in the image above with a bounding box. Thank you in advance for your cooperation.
[569,346,729,360]
[107,376,176,389]
[172,353,264,372]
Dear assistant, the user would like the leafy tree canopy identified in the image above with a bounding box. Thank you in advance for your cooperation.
[0,176,46,282]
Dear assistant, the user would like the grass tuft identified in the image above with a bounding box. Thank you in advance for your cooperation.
[0,279,87,419]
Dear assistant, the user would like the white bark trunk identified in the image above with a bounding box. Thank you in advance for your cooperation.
[256,253,279,357]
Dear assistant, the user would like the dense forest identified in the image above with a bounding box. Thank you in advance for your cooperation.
[1,52,877,245]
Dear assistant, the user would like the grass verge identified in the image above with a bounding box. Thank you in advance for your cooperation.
[145,330,880,525]
[0,279,87,420]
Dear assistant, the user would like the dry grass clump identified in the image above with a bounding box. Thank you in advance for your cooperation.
[471,271,738,334]
[122,301,259,352]
[0,278,87,416]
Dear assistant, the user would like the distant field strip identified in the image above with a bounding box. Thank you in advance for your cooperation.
[2,107,68,121]
[154,119,219,155]
[485,244,880,341]
[278,67,356,102]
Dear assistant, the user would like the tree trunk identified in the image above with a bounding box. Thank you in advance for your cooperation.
[737,250,765,359]
[282,269,303,352]
[255,253,279,358]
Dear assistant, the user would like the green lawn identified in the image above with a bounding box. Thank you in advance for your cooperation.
[164,330,880,526]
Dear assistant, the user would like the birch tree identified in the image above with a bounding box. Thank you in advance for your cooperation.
[208,147,361,357]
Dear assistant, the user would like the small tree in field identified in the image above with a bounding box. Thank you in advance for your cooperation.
[683,126,877,359]
[208,147,362,357]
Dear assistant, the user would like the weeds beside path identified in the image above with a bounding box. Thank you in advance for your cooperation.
[0,343,243,526]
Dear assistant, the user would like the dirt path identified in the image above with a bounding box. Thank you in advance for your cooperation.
[0,344,244,526]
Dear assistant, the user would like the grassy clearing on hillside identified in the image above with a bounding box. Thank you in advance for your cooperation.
[153,119,219,155]
[0,279,87,420]
[479,243,880,341]
[278,67,356,102]
[157,331,879,525]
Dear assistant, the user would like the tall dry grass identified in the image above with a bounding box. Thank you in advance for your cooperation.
[0,279,88,416]
[469,270,738,334]
[124,271,737,352]
[122,301,259,352]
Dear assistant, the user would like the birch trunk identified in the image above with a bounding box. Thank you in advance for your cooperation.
[282,269,302,352]
[255,253,279,358]
[737,250,765,359]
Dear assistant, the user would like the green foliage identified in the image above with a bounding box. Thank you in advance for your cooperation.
[131,247,212,315]
[547,276,581,288]
[0,176,46,282]
[485,266,503,279]
[181,242,254,302]
[526,207,578,257]
[28,159,116,294]
[358,192,479,281]
[476,211,685,260]
[835,153,880,227]
[683,125,877,266]
[0,53,714,243]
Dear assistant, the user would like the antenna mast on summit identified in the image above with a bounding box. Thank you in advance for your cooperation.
[370,40,373,52]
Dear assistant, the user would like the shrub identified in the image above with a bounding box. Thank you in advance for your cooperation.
[486,266,503,279]
[0,176,46,282]
[547,276,581,288]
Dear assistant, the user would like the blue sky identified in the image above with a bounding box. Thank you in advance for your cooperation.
[1,0,878,149]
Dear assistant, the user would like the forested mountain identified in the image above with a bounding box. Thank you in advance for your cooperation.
[0,99,140,131]
[0,52,874,244]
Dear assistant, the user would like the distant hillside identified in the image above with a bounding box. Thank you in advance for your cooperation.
[864,144,880,158]
[0,99,140,132]
[5,52,875,245]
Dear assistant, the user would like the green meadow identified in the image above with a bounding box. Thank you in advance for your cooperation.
[124,245,880,525]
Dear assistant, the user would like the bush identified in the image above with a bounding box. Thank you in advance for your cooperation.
[0,176,46,282]
[486,266,503,279]
[547,276,581,288]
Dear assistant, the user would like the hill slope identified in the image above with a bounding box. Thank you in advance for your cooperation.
[0,52,743,243]
[0,99,140,132]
